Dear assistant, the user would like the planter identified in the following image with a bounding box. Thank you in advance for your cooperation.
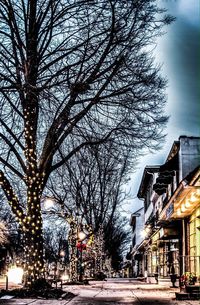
[179,274,197,287]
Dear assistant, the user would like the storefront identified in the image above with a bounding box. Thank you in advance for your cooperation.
[149,232,159,276]
[159,168,200,277]
[144,245,157,277]
[145,228,180,278]
[188,206,200,276]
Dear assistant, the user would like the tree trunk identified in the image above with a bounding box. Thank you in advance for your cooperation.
[23,185,44,285]
[69,222,78,282]
[23,225,44,285]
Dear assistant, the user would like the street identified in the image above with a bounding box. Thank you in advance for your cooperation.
[0,278,199,305]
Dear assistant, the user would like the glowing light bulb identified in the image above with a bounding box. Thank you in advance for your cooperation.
[181,204,186,213]
[190,192,196,202]
[185,200,191,208]
[195,189,200,198]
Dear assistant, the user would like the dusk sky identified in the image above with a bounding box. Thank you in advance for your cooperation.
[126,0,200,212]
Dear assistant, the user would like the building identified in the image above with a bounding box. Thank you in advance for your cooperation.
[130,207,145,277]
[135,136,200,279]
[158,165,200,277]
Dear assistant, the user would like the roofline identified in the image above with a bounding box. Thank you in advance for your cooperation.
[130,207,144,225]
[188,166,200,185]
[131,207,144,216]
[166,140,179,161]
[137,166,160,199]
[166,136,200,162]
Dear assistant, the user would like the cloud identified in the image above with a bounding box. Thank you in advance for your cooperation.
[178,0,200,27]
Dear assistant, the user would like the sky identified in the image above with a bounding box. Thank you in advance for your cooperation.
[124,0,200,213]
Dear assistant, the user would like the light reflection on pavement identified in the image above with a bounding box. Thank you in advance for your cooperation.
[64,279,200,305]
[0,278,199,304]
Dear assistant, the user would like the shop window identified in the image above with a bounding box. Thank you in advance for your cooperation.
[189,216,200,275]
[196,217,200,229]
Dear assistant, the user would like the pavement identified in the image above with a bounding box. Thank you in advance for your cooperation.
[0,278,200,305]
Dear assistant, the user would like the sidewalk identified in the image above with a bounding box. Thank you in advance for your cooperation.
[0,278,199,305]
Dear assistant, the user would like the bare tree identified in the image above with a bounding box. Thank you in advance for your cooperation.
[104,215,130,271]
[47,143,131,231]
[46,145,138,271]
[0,0,173,283]
[43,225,69,264]
[0,200,24,272]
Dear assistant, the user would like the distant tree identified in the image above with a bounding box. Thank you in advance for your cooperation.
[43,224,69,265]
[0,0,173,283]
[47,144,131,270]
[104,215,130,271]
[0,201,23,272]
[47,143,131,230]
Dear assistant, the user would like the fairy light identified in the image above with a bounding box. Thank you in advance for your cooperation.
[69,220,78,282]
[94,226,104,273]
[189,192,196,203]
[0,170,26,228]
[185,200,191,208]
[195,188,200,197]
[2,116,47,285]
[181,204,186,213]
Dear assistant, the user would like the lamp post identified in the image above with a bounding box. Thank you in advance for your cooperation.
[77,231,87,282]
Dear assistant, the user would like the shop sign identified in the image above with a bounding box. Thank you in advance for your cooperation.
[159,228,164,238]
[166,202,174,219]
[159,228,178,238]
[151,232,160,243]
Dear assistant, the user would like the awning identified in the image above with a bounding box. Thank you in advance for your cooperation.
[153,154,179,195]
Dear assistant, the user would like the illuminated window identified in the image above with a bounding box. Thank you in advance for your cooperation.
[189,207,200,276]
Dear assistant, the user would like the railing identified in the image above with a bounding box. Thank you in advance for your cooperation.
[179,255,200,276]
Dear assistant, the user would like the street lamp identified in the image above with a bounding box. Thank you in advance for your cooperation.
[77,231,87,282]
[78,231,87,242]
[42,197,55,210]
[7,266,24,286]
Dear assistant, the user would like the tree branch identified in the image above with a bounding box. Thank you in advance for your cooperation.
[0,170,26,223]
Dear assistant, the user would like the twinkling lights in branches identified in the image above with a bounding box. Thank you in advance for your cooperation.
[0,171,26,226]
[19,102,47,284]
[23,185,44,284]
[0,169,45,284]
[68,220,78,282]
[94,225,104,273]
[67,214,94,282]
